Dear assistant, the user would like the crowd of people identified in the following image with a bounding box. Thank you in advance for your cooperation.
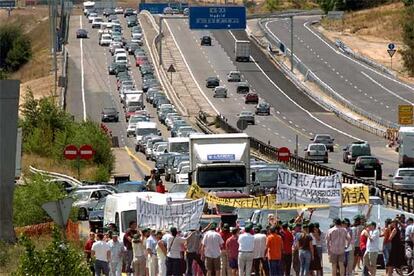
[83,212,414,276]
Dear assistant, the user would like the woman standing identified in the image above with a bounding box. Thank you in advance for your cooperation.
[156,231,167,276]
[298,224,314,276]
[382,218,392,267]
[132,233,146,276]
[386,220,406,276]
[308,224,321,276]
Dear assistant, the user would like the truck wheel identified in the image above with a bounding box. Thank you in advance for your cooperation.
[324,158,328,164]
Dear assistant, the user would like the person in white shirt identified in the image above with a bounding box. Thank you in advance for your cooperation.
[165,227,195,276]
[108,232,124,276]
[92,232,111,276]
[146,230,158,276]
[252,227,268,276]
[363,221,380,276]
[202,223,224,276]
[132,233,146,276]
[238,225,255,276]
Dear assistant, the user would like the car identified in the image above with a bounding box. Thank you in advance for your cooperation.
[389,168,414,191]
[117,181,147,193]
[99,34,112,46]
[245,92,259,104]
[227,71,241,82]
[353,156,382,180]
[238,111,255,125]
[304,143,328,163]
[175,165,190,184]
[200,35,212,46]
[311,134,334,152]
[88,12,98,23]
[108,14,117,22]
[255,102,270,115]
[91,17,104,28]
[126,42,140,54]
[155,153,177,174]
[70,188,114,220]
[114,7,123,14]
[183,8,189,16]
[152,142,168,160]
[163,7,174,15]
[206,76,220,88]
[103,8,114,17]
[101,107,119,122]
[124,8,134,17]
[88,197,106,232]
[236,81,250,93]
[127,18,137,27]
[213,86,227,98]
[343,141,371,163]
[76,28,88,38]
[108,62,117,75]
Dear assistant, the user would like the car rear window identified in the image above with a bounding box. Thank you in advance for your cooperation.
[398,170,414,177]
[358,158,376,165]
[351,145,370,156]
[310,145,325,151]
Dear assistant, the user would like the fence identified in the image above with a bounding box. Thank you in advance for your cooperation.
[60,46,68,109]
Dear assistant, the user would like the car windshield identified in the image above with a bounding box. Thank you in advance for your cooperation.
[310,145,325,151]
[240,112,252,116]
[315,136,331,142]
[257,169,278,182]
[137,128,157,136]
[197,166,246,188]
[156,144,167,152]
[94,199,106,210]
[180,166,190,174]
[104,108,116,113]
[71,190,90,201]
[398,170,414,177]
[169,184,189,193]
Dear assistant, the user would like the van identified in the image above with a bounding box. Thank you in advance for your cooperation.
[398,127,414,167]
[135,122,159,151]
[343,141,371,163]
[115,53,128,64]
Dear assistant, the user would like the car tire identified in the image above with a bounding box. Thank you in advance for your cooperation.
[324,159,328,164]
[135,146,139,152]
[330,148,334,152]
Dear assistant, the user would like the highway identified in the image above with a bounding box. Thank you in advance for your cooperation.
[163,17,398,181]
[264,16,414,125]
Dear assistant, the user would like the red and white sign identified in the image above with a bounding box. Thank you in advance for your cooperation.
[79,144,94,160]
[277,147,291,162]
[64,145,79,160]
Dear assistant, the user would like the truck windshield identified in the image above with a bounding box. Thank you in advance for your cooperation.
[170,142,189,153]
[197,166,246,188]
[137,128,157,136]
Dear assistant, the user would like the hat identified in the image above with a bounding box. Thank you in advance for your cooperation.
[368,221,377,227]
[222,223,230,231]
[314,222,320,228]
[112,232,119,237]
[132,234,140,242]
[210,222,217,230]
[245,225,252,232]
[282,222,289,228]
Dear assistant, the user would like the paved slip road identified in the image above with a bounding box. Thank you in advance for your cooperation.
[164,18,399,182]
[265,16,414,125]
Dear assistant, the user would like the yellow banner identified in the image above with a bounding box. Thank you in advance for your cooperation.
[186,184,369,210]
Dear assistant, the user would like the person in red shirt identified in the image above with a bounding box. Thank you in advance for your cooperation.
[226,227,240,276]
[266,225,284,275]
[281,223,294,276]
[220,223,232,276]
[84,232,96,273]
[155,179,166,193]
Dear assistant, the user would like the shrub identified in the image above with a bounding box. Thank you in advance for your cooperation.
[401,4,414,76]
[0,23,32,72]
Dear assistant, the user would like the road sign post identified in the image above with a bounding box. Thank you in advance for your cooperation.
[387,43,396,70]
[63,144,94,180]
[167,64,176,83]
[189,6,246,30]
[398,105,413,125]
[42,198,74,240]
[277,147,291,162]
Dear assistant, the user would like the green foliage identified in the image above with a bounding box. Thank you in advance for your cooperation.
[14,228,90,276]
[0,68,8,79]
[401,4,414,75]
[317,0,395,13]
[265,0,281,12]
[403,0,414,5]
[0,241,10,267]
[13,174,66,227]
[94,165,111,182]
[0,23,32,72]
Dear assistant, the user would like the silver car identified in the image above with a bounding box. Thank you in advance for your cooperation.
[389,168,414,191]
[238,111,255,125]
[304,143,328,163]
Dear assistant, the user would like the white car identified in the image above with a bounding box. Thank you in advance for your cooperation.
[213,86,227,98]
[304,143,328,163]
[88,12,98,23]
[152,142,168,160]
[99,34,112,46]
[114,7,123,14]
[227,71,241,82]
[131,37,143,46]
[91,17,103,28]
[126,124,137,137]
[176,165,190,184]
[389,168,414,191]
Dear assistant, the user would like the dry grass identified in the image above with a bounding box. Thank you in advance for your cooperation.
[22,153,100,181]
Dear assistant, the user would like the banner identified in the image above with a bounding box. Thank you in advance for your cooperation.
[186,183,369,211]
[136,197,205,231]
[276,170,342,206]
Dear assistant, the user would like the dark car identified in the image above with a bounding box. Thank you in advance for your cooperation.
[206,76,220,88]
[127,18,137,27]
[101,107,119,122]
[124,8,134,17]
[255,102,270,115]
[103,8,114,17]
[88,198,105,232]
[236,81,249,93]
[343,141,371,163]
[76,28,88,38]
[117,181,146,192]
[353,156,382,180]
[245,92,259,104]
[200,35,212,46]
[155,153,176,174]
[108,62,117,75]
[126,42,140,55]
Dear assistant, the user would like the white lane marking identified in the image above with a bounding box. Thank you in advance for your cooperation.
[227,31,361,141]
[361,71,414,105]
[303,21,414,92]
[79,16,86,121]
[164,19,219,114]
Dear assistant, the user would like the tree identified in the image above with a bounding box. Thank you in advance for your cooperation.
[0,23,32,72]
[401,4,414,76]
[266,0,281,12]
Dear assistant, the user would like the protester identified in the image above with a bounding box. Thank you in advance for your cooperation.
[132,233,146,276]
[342,219,354,276]
[281,222,294,276]
[85,232,96,273]
[363,221,380,276]
[292,224,302,276]
[351,216,364,272]
[202,222,224,276]
[405,217,414,250]
[226,227,240,276]
[326,218,350,276]
[308,223,322,275]
[108,232,124,276]
[238,224,255,275]
[146,229,158,276]
[166,227,194,276]
[124,221,138,276]
[92,232,112,276]
[220,223,232,276]
[266,225,283,276]
[297,224,313,276]
[185,227,207,276]
[360,223,369,276]
[146,170,157,191]
[155,231,167,276]
[382,218,392,268]
[156,179,166,193]
[253,227,268,276]
[313,222,324,276]
[386,219,406,275]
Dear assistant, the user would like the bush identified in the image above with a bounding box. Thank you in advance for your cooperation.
[265,0,281,12]
[94,165,111,182]
[14,228,90,276]
[401,4,414,76]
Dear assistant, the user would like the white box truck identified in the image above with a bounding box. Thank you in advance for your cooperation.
[235,40,250,62]
[398,127,414,167]
[125,93,144,110]
[189,133,250,192]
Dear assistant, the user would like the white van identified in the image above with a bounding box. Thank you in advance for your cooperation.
[115,53,128,64]
[135,122,159,150]
[399,127,414,167]
[103,192,188,240]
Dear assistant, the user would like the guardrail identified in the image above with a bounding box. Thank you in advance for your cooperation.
[29,166,83,187]
[60,46,68,109]
[196,115,414,213]
[257,18,400,138]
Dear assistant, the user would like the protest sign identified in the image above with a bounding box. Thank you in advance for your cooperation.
[136,197,205,231]
[276,169,342,205]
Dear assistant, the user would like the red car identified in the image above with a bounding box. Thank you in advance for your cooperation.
[245,92,259,104]
[135,56,148,67]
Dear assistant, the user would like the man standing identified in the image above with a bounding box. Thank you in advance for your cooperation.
[92,232,112,276]
[220,223,232,276]
[85,232,96,273]
[266,226,283,276]
[363,222,380,276]
[123,221,138,276]
[146,170,157,191]
[326,218,350,276]
[108,232,124,276]
[226,227,240,276]
[405,218,414,251]
[238,224,255,276]
[253,227,268,276]
[202,222,224,276]
[146,229,158,276]
[281,223,294,276]
[186,227,207,276]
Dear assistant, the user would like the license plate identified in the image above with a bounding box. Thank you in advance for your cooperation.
[365,165,373,169]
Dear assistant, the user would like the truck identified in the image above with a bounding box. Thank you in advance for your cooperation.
[125,93,144,111]
[398,127,414,167]
[188,133,250,192]
[168,137,189,154]
[235,40,250,62]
